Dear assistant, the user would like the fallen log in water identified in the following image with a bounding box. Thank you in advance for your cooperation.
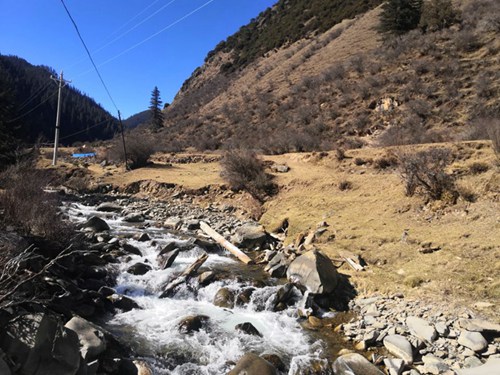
[200,221,254,265]
[159,253,208,298]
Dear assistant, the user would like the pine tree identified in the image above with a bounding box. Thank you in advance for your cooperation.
[379,0,423,36]
[149,86,164,131]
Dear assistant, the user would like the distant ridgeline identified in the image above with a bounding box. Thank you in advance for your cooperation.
[0,54,118,145]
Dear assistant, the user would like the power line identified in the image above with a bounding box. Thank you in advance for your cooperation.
[77,0,216,74]
[59,118,113,141]
[16,80,53,111]
[92,0,177,56]
[107,0,164,39]
[60,0,129,169]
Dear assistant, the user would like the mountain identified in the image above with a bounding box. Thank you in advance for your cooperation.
[159,0,499,153]
[123,110,151,129]
[0,54,118,145]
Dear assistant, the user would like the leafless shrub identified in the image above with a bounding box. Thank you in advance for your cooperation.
[454,29,482,52]
[456,184,476,203]
[335,148,346,161]
[325,64,345,80]
[107,132,158,169]
[468,162,489,174]
[0,162,70,241]
[475,73,495,99]
[465,118,500,157]
[374,154,399,170]
[397,148,457,201]
[349,55,365,74]
[220,149,277,200]
[407,99,432,119]
[338,180,353,191]
[354,157,368,166]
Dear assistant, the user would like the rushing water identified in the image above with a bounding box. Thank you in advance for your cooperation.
[64,202,333,374]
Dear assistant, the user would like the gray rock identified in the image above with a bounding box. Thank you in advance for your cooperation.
[406,316,437,342]
[458,319,500,333]
[235,322,262,337]
[332,353,385,375]
[108,294,140,311]
[457,357,500,375]
[163,217,183,230]
[233,223,268,249]
[420,355,450,374]
[135,232,150,242]
[126,262,152,275]
[383,335,414,364]
[271,164,290,173]
[158,249,180,270]
[268,263,287,278]
[384,358,405,375]
[123,212,145,223]
[198,271,216,286]
[213,287,235,309]
[96,202,122,212]
[84,216,110,232]
[286,250,338,294]
[0,355,11,375]
[463,356,483,368]
[458,331,488,352]
[122,242,142,256]
[435,322,449,337]
[2,313,81,375]
[178,315,209,334]
[229,353,277,375]
[65,316,106,361]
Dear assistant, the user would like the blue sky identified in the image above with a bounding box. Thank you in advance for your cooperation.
[0,0,276,118]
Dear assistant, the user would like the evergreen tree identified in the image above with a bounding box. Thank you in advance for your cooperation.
[419,0,459,32]
[379,0,423,35]
[149,86,164,131]
[0,72,18,169]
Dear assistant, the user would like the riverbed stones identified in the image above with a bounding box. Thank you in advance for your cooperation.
[198,271,216,286]
[406,316,437,342]
[96,202,122,212]
[126,262,152,275]
[213,287,235,308]
[123,212,145,223]
[108,294,140,311]
[65,316,106,361]
[384,358,405,375]
[457,318,500,333]
[229,353,277,375]
[457,357,500,374]
[158,248,180,269]
[84,216,110,232]
[458,331,488,352]
[332,353,385,375]
[122,242,142,256]
[286,250,338,294]
[383,335,414,364]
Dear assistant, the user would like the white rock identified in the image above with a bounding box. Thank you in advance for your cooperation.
[384,335,414,365]
[406,316,437,342]
[384,358,405,375]
[458,331,488,352]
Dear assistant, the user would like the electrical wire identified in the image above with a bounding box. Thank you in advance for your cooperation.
[92,0,177,56]
[59,118,112,141]
[76,0,216,75]
[107,0,164,39]
[60,0,120,113]
[16,80,53,111]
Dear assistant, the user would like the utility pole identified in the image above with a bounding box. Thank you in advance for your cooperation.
[51,71,70,166]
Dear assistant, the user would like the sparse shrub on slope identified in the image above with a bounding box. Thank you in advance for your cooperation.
[397,148,457,201]
[0,162,70,241]
[419,0,459,32]
[107,131,158,169]
[220,149,276,200]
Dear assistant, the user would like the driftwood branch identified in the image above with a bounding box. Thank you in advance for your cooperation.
[160,253,208,298]
[200,221,253,264]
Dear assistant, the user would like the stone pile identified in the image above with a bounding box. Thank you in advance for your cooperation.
[340,295,500,374]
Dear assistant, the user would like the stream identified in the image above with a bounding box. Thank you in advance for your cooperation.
[64,201,344,374]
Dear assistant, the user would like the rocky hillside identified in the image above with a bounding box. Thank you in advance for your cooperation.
[158,0,499,153]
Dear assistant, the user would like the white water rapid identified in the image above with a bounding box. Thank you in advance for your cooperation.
[65,202,331,374]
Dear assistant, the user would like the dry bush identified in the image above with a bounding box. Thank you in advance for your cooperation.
[338,180,353,191]
[466,118,500,158]
[374,154,399,170]
[456,184,477,203]
[220,149,277,200]
[454,29,482,52]
[397,148,457,201]
[0,163,70,241]
[468,162,489,174]
[107,132,158,169]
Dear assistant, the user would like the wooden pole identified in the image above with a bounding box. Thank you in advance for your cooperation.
[200,221,254,265]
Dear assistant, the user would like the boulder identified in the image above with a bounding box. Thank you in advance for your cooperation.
[458,319,500,333]
[198,271,216,286]
[65,316,106,361]
[178,315,210,334]
[0,313,82,375]
[286,250,338,294]
[135,233,150,242]
[406,316,437,342]
[158,249,180,270]
[383,334,414,364]
[384,358,404,375]
[108,294,140,311]
[122,243,142,256]
[420,355,450,374]
[228,353,277,375]
[213,287,235,309]
[83,216,110,232]
[235,322,262,337]
[123,212,145,223]
[233,223,268,249]
[126,262,152,275]
[332,353,384,375]
[96,202,122,212]
[458,331,488,352]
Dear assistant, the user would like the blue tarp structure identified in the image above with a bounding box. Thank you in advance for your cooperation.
[72,152,96,158]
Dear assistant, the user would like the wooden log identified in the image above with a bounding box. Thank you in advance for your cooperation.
[200,221,254,265]
[159,253,208,298]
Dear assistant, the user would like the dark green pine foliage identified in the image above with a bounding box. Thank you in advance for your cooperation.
[0,71,18,169]
[149,86,164,131]
[0,54,118,145]
[379,0,423,35]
